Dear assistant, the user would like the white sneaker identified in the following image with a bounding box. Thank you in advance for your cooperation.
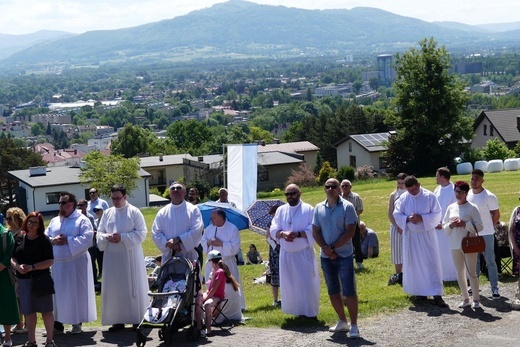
[492,288,500,299]
[349,324,360,338]
[471,301,480,309]
[458,300,471,308]
[329,320,350,333]
[511,299,520,310]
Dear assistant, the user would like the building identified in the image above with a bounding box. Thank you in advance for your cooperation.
[377,54,397,87]
[257,141,320,173]
[7,166,151,215]
[471,108,520,149]
[335,132,391,171]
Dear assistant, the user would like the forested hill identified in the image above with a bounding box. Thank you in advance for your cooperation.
[2,0,520,66]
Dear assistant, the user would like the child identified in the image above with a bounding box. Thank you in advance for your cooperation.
[246,244,263,264]
[196,250,239,337]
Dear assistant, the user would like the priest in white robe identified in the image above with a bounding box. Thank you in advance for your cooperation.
[97,184,149,330]
[152,183,204,264]
[45,192,96,332]
[434,167,458,281]
[270,184,320,318]
[393,176,447,307]
[201,208,246,312]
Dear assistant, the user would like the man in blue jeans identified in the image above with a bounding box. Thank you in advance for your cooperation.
[312,178,360,338]
[467,169,500,298]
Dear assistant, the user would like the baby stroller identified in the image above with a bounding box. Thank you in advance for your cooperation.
[136,256,200,346]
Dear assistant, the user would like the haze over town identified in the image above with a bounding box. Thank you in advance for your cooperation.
[1,0,519,35]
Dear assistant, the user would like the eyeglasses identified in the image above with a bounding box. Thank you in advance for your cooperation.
[27,220,39,226]
[285,191,298,197]
[58,201,70,206]
[170,186,183,191]
[5,216,13,221]
[454,189,466,194]
[111,196,124,201]
[89,191,97,195]
[325,185,338,190]
[93,209,101,212]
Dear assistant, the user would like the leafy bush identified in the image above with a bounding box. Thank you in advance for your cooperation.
[209,187,220,201]
[315,161,336,185]
[286,163,317,187]
[461,147,483,164]
[481,138,515,161]
[188,176,211,200]
[149,187,162,196]
[336,166,355,182]
[355,165,376,180]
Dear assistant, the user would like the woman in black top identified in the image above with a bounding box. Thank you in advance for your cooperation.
[11,212,55,347]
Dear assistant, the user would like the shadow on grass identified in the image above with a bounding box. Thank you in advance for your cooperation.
[279,315,327,331]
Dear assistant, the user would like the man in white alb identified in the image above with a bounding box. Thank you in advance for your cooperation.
[393,176,447,307]
[433,166,458,281]
[270,184,320,318]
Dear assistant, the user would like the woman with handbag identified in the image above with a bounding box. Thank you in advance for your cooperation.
[11,212,56,347]
[1,223,20,347]
[5,207,27,334]
[443,181,484,309]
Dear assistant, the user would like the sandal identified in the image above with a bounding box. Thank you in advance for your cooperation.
[22,342,38,347]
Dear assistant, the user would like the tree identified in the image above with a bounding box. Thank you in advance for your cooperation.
[0,137,46,207]
[111,124,149,158]
[79,151,141,197]
[385,38,473,176]
[481,138,515,160]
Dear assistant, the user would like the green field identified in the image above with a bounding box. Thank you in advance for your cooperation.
[77,171,520,329]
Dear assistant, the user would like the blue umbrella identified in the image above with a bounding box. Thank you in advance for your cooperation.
[245,199,285,235]
[197,201,250,230]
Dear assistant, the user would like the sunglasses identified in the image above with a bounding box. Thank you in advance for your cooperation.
[93,209,101,212]
[27,220,39,226]
[285,191,298,197]
[58,201,70,205]
[325,185,338,190]
[89,191,97,195]
[170,186,183,191]
[111,196,124,201]
[341,185,350,188]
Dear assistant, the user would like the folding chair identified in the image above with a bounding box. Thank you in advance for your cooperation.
[210,298,234,331]
[494,221,514,277]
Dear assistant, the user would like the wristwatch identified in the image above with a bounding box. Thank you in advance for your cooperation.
[297,232,302,238]
[330,244,335,251]
[32,264,36,271]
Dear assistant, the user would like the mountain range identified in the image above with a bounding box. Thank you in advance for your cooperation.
[1,0,520,68]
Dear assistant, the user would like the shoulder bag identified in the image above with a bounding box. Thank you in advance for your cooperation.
[461,230,486,253]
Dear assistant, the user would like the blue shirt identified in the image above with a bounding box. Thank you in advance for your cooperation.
[313,197,357,258]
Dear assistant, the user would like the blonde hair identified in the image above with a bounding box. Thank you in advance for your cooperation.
[6,207,26,230]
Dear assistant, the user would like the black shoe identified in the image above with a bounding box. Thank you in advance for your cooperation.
[414,295,428,302]
[108,324,125,332]
[433,296,448,308]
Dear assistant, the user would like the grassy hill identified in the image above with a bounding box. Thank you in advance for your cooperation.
[109,170,520,329]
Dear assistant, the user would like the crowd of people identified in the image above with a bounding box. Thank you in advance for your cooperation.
[2,168,520,346]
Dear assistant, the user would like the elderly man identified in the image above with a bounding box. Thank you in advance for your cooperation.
[152,182,204,264]
[201,208,246,314]
[45,192,96,335]
[87,187,109,217]
[270,184,320,318]
[434,167,458,281]
[216,188,236,208]
[393,176,447,307]
[341,179,364,269]
[97,184,149,332]
[359,221,379,259]
[313,178,360,338]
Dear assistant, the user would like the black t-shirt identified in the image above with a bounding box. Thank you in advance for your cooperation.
[12,233,54,279]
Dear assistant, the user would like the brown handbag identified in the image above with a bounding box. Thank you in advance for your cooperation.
[461,231,486,253]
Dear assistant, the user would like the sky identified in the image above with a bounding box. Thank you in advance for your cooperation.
[1,0,519,35]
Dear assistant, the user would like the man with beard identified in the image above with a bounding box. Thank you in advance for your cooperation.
[270,184,320,318]
[45,192,96,335]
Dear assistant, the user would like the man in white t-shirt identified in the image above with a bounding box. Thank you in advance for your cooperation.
[467,169,501,299]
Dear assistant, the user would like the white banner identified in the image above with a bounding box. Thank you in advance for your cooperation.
[227,144,258,211]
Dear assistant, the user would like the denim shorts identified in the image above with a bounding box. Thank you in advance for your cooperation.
[321,255,357,296]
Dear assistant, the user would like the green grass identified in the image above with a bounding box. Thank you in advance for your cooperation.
[57,171,520,328]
